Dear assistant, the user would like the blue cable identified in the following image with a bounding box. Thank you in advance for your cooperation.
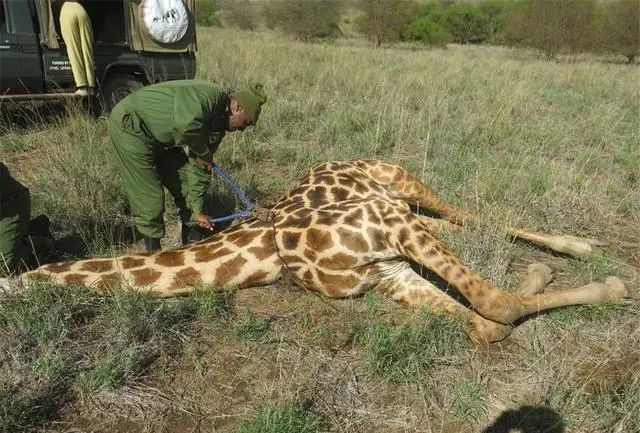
[185,163,254,227]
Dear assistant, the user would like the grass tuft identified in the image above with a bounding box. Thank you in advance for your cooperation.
[234,402,323,433]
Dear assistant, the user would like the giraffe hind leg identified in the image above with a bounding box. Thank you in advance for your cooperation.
[374,262,513,344]
[353,159,474,225]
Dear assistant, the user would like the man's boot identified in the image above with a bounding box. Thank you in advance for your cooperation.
[144,236,162,253]
[181,225,204,246]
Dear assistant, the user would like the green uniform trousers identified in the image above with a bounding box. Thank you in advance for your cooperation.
[108,105,210,240]
[0,165,31,276]
[60,2,95,88]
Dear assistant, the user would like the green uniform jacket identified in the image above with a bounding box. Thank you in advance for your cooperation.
[118,79,229,156]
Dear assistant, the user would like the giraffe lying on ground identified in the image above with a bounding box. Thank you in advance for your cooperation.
[22,159,634,343]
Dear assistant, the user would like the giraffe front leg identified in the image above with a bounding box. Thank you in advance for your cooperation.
[374,263,513,344]
[507,229,606,258]
[414,215,461,237]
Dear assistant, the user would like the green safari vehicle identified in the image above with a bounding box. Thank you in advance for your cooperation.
[0,0,197,111]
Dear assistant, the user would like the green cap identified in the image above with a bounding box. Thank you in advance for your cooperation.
[231,83,267,123]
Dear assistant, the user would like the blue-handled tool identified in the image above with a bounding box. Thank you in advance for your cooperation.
[185,163,270,227]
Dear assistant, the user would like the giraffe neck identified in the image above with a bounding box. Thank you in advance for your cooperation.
[25,220,283,295]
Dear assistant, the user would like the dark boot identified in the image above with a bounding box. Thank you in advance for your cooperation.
[27,215,52,238]
[181,225,204,246]
[144,236,162,253]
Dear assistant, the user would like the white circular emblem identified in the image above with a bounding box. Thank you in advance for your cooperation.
[141,0,189,44]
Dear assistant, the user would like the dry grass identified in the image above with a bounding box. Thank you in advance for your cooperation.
[1,26,639,432]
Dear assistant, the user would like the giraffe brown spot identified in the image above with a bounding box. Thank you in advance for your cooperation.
[80,260,114,273]
[247,232,277,260]
[213,255,248,287]
[314,175,335,185]
[343,208,364,228]
[284,201,304,213]
[397,227,410,245]
[120,256,146,269]
[281,211,313,229]
[282,231,301,249]
[337,228,369,253]
[366,227,386,250]
[338,177,355,188]
[423,245,437,257]
[317,269,358,296]
[305,228,333,252]
[330,162,350,171]
[331,187,350,202]
[307,186,328,208]
[452,269,465,281]
[131,268,162,287]
[226,229,261,248]
[354,182,369,194]
[239,270,271,288]
[173,267,202,288]
[280,254,307,264]
[155,251,185,267]
[365,204,381,224]
[44,261,73,273]
[315,212,335,226]
[195,246,232,263]
[318,252,357,270]
[64,273,87,285]
[302,270,313,281]
[95,272,121,291]
[383,215,404,225]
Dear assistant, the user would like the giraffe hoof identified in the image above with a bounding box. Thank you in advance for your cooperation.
[527,262,553,277]
[469,317,514,344]
[605,277,636,300]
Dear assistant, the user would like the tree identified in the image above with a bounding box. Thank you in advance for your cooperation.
[599,0,640,63]
[355,0,421,47]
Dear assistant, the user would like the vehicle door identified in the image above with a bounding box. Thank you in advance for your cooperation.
[0,0,44,94]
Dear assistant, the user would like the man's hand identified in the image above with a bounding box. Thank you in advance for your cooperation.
[195,151,214,172]
[192,213,214,230]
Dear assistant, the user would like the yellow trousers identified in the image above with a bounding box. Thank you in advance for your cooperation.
[60,2,95,88]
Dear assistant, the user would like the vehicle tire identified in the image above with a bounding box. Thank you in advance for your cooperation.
[100,73,145,112]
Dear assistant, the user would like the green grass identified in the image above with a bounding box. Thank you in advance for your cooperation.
[0,281,232,432]
[233,309,272,343]
[349,308,469,383]
[234,402,323,433]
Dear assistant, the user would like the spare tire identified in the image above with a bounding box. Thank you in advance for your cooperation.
[140,0,189,44]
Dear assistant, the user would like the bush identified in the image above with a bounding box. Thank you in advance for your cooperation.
[220,0,259,31]
[442,3,490,44]
[503,0,598,58]
[195,0,220,27]
[598,0,640,63]
[354,0,421,47]
[262,0,343,41]
[404,16,452,47]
